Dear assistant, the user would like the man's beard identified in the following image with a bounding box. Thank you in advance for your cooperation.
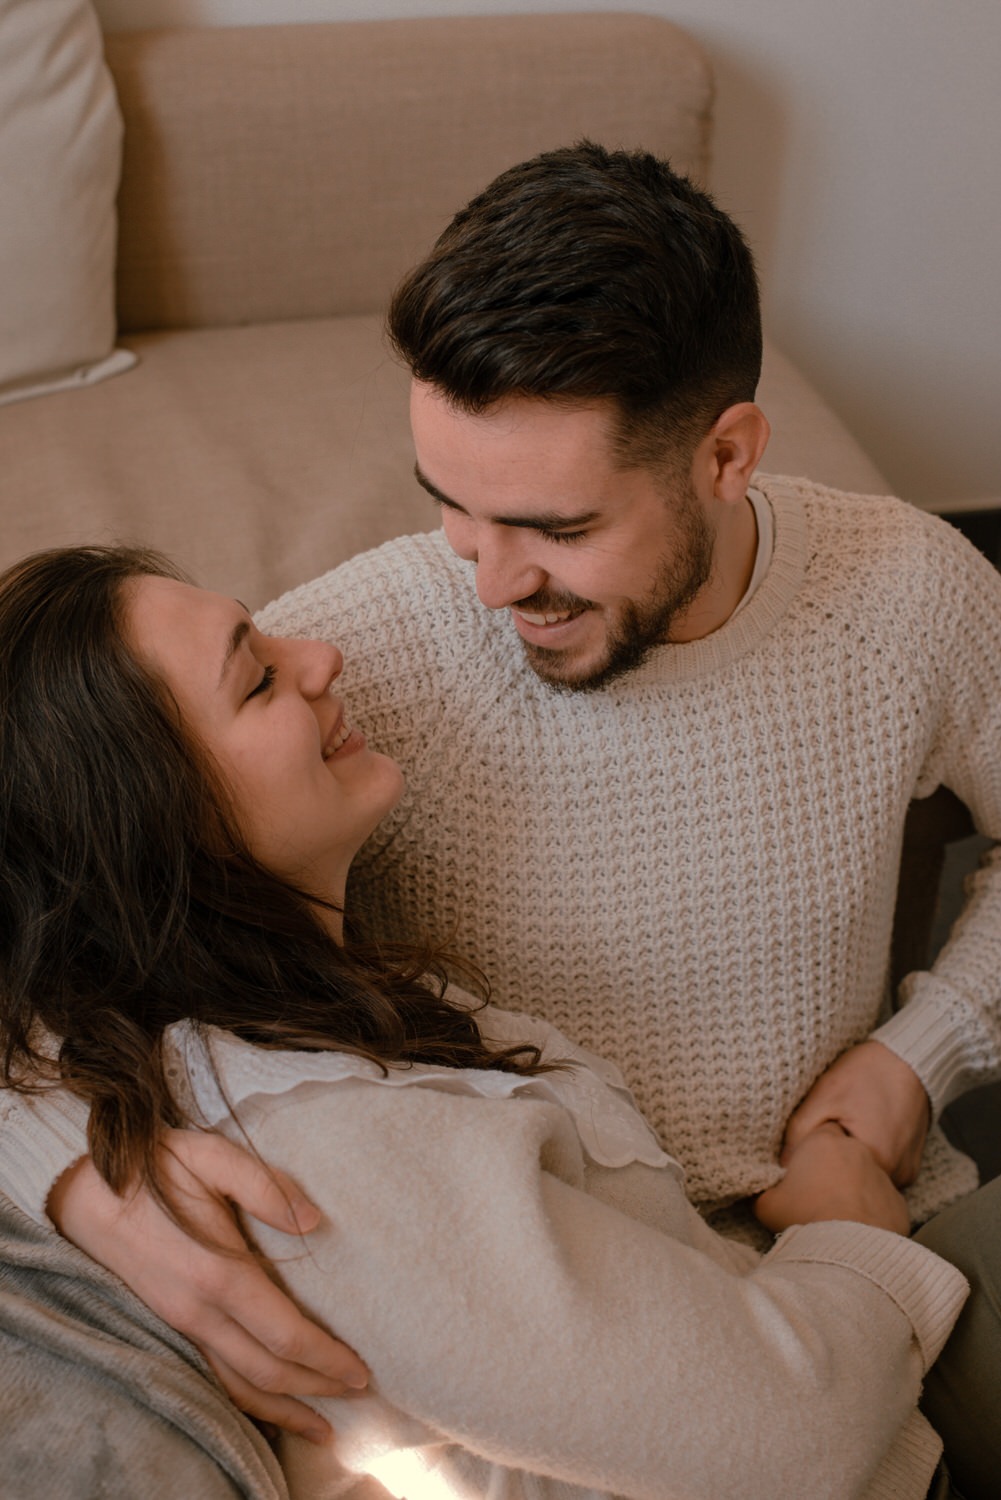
[519,486,716,692]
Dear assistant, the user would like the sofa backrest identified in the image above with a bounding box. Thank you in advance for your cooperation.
[106,13,712,334]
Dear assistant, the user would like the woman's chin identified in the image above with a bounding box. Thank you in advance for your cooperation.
[339,758,407,868]
[370,752,407,817]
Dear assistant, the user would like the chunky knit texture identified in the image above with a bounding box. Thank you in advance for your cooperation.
[258,476,1001,1230]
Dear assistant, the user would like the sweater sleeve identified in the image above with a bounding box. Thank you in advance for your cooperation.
[0,1085,90,1225]
[873,516,1001,1114]
[232,1078,966,1500]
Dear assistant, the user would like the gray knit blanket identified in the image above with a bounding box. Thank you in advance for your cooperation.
[0,1191,286,1498]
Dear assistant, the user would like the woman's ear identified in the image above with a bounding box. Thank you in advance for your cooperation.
[708,403,771,503]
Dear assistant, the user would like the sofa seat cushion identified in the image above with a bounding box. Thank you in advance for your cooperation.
[1,315,422,606]
[0,318,888,609]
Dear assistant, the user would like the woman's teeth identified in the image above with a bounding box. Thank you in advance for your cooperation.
[324,723,351,758]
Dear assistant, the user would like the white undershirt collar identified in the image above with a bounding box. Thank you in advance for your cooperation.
[730,485,774,620]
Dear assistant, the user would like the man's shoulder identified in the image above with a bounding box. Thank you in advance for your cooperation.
[757,472,990,593]
[255,529,474,642]
[758,470,914,529]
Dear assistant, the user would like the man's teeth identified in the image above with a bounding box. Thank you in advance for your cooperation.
[515,608,574,626]
[324,723,351,758]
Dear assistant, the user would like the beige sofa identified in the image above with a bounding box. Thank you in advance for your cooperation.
[2,0,987,1031]
[3,2,981,988]
[0,9,890,612]
[0,1,989,1059]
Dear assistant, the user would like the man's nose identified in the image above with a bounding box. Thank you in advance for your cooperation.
[472,531,547,611]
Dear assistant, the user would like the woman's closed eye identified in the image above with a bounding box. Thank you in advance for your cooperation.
[246,663,277,701]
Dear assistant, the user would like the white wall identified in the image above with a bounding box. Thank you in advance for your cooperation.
[93,0,1001,510]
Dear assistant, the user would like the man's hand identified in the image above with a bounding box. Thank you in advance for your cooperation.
[755,1122,911,1236]
[783,1040,931,1186]
[47,1130,368,1443]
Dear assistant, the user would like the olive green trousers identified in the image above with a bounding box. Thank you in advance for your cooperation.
[917,1174,1001,1500]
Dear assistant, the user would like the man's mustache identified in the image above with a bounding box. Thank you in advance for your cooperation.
[513,588,594,614]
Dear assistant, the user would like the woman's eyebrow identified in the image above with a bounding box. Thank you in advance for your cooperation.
[218,619,251,687]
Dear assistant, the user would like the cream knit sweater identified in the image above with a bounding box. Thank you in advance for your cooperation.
[131,1014,974,1500]
[257,475,1001,1232]
[0,1008,968,1500]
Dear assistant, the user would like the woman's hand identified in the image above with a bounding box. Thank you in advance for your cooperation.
[783,1040,931,1186]
[754,1122,910,1236]
[47,1129,368,1442]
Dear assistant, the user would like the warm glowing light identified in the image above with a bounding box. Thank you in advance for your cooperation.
[367,1449,470,1500]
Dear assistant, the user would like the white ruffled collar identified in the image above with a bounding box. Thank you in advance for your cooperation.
[164,1000,676,1176]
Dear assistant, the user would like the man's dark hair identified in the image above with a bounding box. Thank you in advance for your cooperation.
[388,140,762,468]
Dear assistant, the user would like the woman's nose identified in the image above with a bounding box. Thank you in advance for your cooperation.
[288,637,343,697]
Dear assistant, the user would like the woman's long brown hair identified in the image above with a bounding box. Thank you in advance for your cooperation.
[0,546,549,1213]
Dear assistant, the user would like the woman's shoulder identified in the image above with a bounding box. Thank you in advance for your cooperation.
[163,1017,569,1144]
[164,1012,678,1180]
[171,1025,592,1215]
[473,1002,678,1175]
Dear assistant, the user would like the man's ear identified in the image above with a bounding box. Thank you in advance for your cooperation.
[707,403,771,503]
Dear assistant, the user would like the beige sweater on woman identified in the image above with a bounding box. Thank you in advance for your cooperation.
[0,1008,967,1500]
[167,1011,969,1500]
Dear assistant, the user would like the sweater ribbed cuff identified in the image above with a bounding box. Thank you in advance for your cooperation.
[0,1089,90,1226]
[863,1409,944,1500]
[765,1219,968,1372]
[874,973,979,1117]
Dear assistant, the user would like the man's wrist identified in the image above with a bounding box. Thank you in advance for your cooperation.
[873,975,971,1119]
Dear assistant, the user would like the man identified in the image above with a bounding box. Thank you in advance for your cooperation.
[38,144,1001,1461]
[260,142,998,1227]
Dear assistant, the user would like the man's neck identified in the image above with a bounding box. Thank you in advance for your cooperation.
[669,492,759,643]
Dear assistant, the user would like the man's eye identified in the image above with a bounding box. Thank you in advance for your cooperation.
[246,663,277,700]
[543,529,588,545]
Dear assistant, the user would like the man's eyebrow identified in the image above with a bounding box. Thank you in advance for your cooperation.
[413,464,600,532]
[414,464,460,510]
[218,619,251,687]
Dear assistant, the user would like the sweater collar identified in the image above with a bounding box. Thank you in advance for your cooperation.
[588,474,810,691]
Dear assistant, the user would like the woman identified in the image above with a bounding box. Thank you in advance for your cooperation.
[0,545,970,1500]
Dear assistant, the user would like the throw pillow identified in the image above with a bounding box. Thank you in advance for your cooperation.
[0,0,135,407]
